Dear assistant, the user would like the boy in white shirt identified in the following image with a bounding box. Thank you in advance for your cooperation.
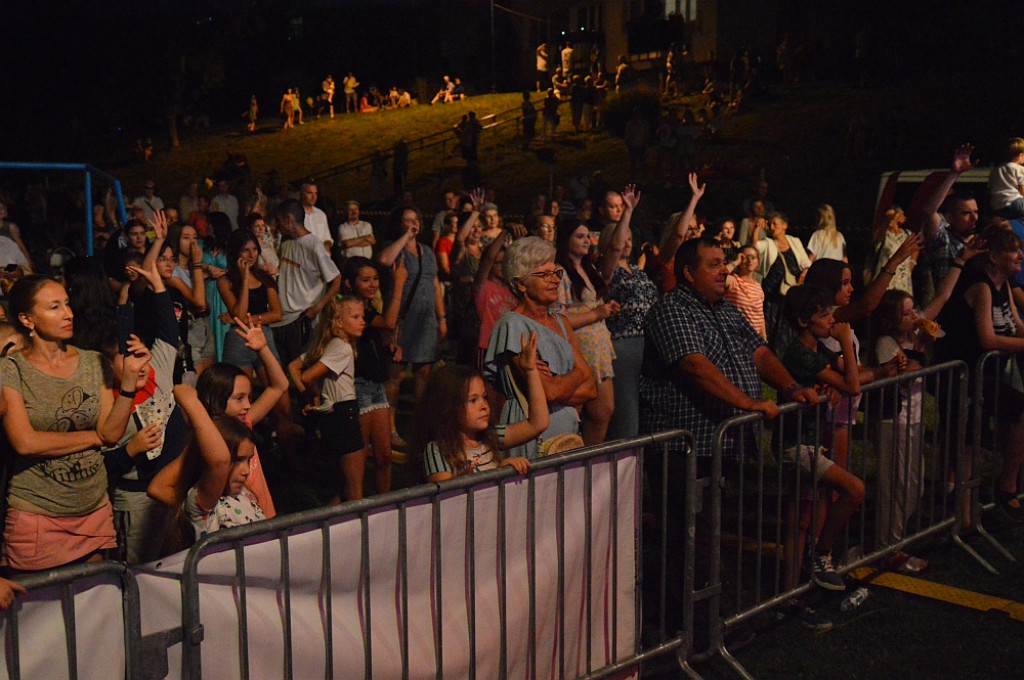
[988,137,1024,219]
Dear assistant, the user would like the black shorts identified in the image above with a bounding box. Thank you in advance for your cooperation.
[311,400,365,457]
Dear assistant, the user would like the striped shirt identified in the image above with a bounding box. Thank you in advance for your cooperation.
[724,274,766,339]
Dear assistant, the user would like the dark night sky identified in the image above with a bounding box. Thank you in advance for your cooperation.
[1,0,1021,162]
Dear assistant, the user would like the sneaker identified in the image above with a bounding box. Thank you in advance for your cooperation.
[994,484,1024,523]
[391,430,408,449]
[777,598,833,631]
[808,550,846,591]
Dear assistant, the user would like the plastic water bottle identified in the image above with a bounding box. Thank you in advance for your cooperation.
[839,587,869,613]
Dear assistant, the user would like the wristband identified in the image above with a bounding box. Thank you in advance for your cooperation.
[119,389,136,400]
[950,262,964,269]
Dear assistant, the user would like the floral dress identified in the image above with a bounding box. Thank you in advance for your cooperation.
[874,229,913,295]
[557,275,615,380]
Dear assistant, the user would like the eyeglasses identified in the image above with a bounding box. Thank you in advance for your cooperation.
[157,255,176,263]
[526,268,565,282]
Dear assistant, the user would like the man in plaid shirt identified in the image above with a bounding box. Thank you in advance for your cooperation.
[640,236,817,645]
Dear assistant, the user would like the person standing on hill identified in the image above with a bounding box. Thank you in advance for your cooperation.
[343,72,359,113]
[322,75,336,118]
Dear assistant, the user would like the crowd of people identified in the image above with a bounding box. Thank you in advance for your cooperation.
[0,141,1020,650]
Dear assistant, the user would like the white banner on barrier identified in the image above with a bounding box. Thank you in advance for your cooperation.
[0,573,128,680]
[6,450,638,680]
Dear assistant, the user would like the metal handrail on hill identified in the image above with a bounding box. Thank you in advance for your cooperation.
[306,96,539,197]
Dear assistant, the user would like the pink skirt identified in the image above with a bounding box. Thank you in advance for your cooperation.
[2,503,117,571]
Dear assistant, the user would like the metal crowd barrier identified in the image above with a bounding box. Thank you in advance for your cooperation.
[956,350,1024,573]
[6,354,1009,680]
[685,361,970,680]
[0,560,143,680]
[165,431,690,680]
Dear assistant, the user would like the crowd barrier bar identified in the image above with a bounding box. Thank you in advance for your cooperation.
[1,560,143,680]
[958,350,1023,573]
[176,429,692,680]
[691,361,969,680]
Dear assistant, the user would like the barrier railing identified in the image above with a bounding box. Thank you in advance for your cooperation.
[956,350,1024,573]
[158,431,691,680]
[0,560,143,680]
[692,361,969,680]
[2,356,1002,679]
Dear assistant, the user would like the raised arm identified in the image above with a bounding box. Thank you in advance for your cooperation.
[921,236,985,320]
[600,184,640,284]
[921,144,977,240]
[377,229,413,267]
[837,232,922,324]
[98,335,153,445]
[659,173,706,266]
[173,384,232,511]
[142,211,168,272]
[474,226,507,288]
[504,332,550,447]
[234,316,288,424]
[375,258,408,331]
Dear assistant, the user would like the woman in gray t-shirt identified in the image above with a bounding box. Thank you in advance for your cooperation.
[0,275,145,571]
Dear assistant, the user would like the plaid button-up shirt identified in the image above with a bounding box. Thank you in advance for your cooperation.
[639,284,766,460]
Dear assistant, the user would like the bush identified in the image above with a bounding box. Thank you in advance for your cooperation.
[600,87,662,138]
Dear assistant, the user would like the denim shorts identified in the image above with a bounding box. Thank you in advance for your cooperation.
[355,377,389,415]
[221,324,281,370]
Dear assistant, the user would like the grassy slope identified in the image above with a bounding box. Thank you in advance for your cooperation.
[116,69,1022,261]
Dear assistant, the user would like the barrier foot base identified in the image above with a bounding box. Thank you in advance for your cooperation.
[975,522,1020,565]
[719,643,757,680]
[953,532,1000,574]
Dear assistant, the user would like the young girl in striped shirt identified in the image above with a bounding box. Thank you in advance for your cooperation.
[724,245,766,339]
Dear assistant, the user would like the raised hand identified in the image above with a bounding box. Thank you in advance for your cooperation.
[688,172,706,200]
[127,259,161,288]
[513,331,539,373]
[148,210,168,241]
[122,334,152,379]
[233,314,268,352]
[622,183,641,210]
[889,231,923,266]
[470,187,485,211]
[960,235,987,262]
[951,143,977,174]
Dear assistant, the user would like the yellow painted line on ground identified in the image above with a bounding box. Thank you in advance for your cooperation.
[849,567,1024,622]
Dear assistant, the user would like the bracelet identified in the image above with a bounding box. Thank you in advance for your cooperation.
[950,262,964,269]
[190,263,202,270]
[882,268,897,277]
[119,389,136,400]
[437,315,446,320]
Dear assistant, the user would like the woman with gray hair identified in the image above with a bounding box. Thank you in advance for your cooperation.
[484,237,597,458]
